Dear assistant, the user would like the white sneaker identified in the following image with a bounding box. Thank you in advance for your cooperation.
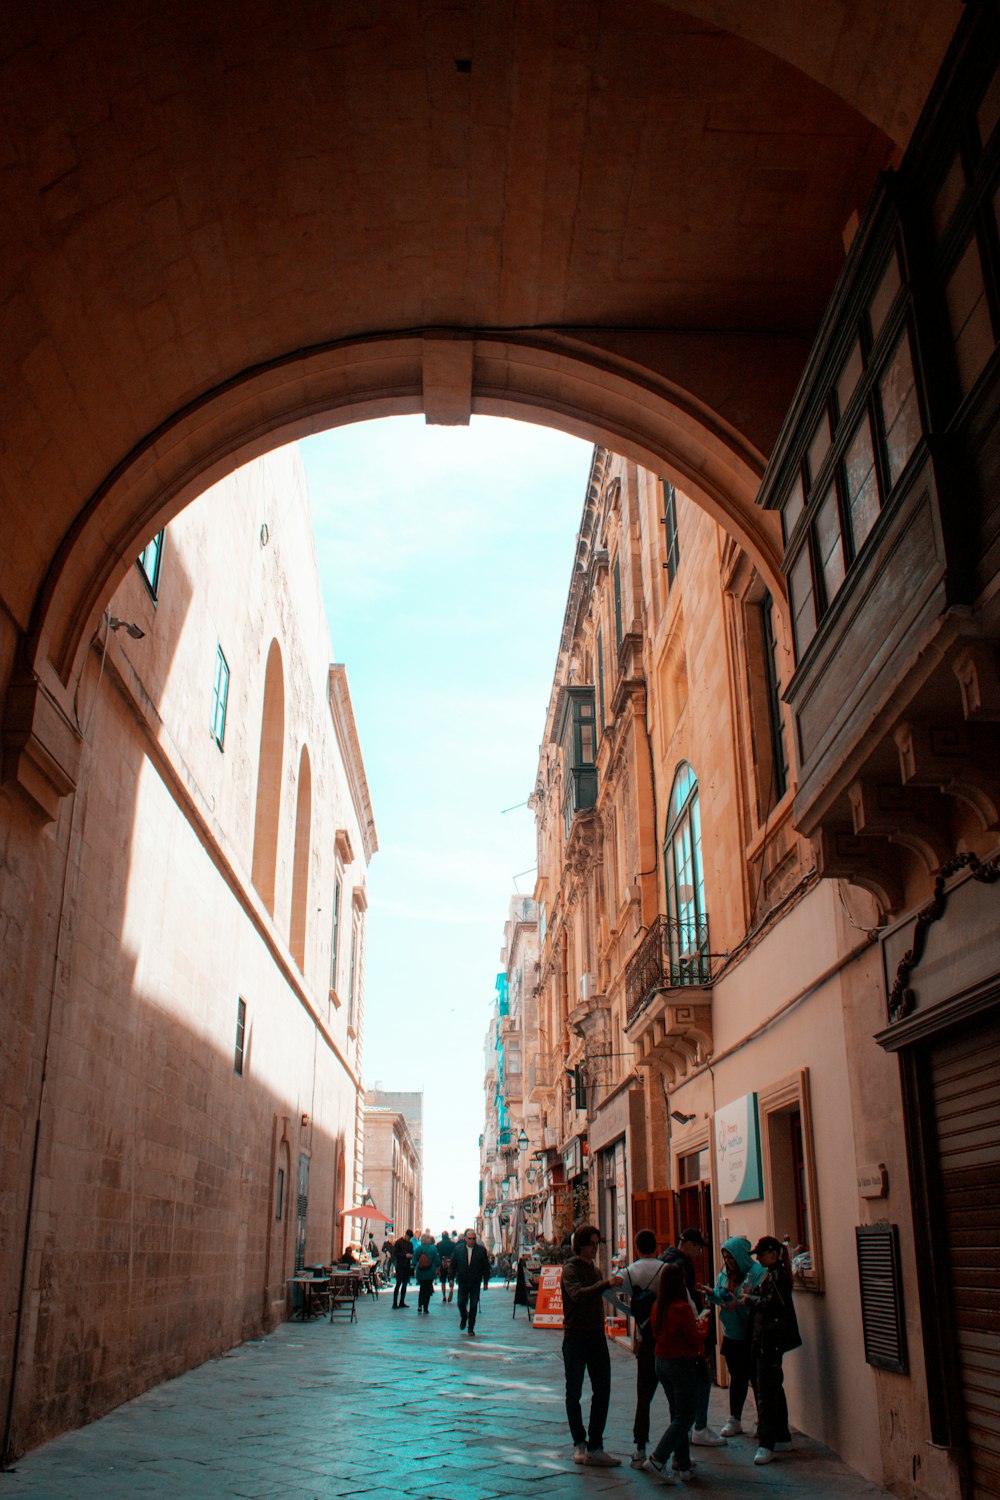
[584,1450,621,1466]
[720,1416,743,1437]
[573,1443,587,1463]
[643,1456,678,1485]
[631,1446,647,1468]
[692,1425,725,1446]
[754,1446,775,1465]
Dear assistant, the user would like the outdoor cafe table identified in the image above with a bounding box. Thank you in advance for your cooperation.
[287,1274,329,1321]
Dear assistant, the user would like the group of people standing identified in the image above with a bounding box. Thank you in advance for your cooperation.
[560,1223,801,1482]
[387,1228,491,1333]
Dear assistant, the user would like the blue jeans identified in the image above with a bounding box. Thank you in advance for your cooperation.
[652,1357,701,1468]
[562,1333,611,1451]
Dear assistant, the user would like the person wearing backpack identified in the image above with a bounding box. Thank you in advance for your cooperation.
[437,1230,456,1302]
[620,1229,666,1469]
[414,1231,441,1314]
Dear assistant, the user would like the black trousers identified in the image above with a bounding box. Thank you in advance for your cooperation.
[417,1278,434,1312]
[754,1350,790,1449]
[393,1268,410,1306]
[456,1280,481,1329]
[563,1332,611,1451]
[633,1336,660,1447]
[721,1336,756,1419]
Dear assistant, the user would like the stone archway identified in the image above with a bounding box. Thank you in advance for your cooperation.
[3,327,791,821]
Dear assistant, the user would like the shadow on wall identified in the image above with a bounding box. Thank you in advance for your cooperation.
[0,548,349,1462]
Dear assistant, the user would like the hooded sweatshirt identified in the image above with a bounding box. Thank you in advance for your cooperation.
[703,1236,766,1340]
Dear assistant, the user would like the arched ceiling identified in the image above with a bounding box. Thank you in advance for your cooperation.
[0,1,960,658]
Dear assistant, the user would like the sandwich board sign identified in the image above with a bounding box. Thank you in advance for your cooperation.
[532,1265,564,1329]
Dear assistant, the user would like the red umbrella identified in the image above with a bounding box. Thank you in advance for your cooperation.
[339,1204,392,1223]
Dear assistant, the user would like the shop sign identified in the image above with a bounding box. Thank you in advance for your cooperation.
[532,1264,564,1330]
[715,1094,762,1204]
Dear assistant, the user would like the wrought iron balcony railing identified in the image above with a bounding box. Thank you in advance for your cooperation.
[625,914,711,1024]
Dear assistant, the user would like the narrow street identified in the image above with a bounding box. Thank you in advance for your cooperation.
[3,1288,890,1500]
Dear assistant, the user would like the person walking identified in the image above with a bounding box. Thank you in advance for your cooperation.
[742,1236,802,1465]
[451,1228,491,1336]
[661,1227,724,1447]
[699,1236,765,1436]
[560,1223,624,1468]
[644,1262,711,1483]
[620,1228,666,1469]
[437,1230,456,1302]
[392,1230,414,1309]
[413,1231,441,1314]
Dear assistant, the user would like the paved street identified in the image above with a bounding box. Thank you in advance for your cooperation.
[3,1286,890,1499]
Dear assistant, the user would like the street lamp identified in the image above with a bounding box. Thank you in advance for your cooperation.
[517,1129,529,1150]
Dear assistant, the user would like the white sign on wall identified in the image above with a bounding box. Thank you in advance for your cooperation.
[715,1094,762,1204]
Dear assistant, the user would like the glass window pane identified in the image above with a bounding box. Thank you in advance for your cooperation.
[782,471,805,542]
[932,154,966,239]
[879,333,922,489]
[869,254,901,340]
[836,339,864,425]
[844,412,880,552]
[815,485,845,604]
[945,238,994,397]
[789,548,816,655]
[807,411,831,490]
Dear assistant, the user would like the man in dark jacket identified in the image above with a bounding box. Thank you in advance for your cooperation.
[451,1228,490,1335]
[392,1231,414,1309]
[560,1224,624,1467]
[437,1230,457,1302]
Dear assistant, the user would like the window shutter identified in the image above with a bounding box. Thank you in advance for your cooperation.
[856,1224,908,1372]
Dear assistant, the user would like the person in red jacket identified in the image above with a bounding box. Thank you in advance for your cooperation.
[644,1263,711,1484]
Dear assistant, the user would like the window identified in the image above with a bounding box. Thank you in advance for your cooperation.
[662,481,680,586]
[596,625,605,730]
[663,763,710,983]
[856,1225,908,1372]
[347,919,358,1032]
[761,593,790,803]
[211,645,230,749]
[558,687,598,838]
[613,556,623,651]
[234,997,247,1075]
[331,874,342,996]
[275,1167,284,1221]
[758,1069,823,1291]
[137,530,164,600]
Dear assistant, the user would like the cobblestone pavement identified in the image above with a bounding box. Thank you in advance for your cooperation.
[3,1286,891,1499]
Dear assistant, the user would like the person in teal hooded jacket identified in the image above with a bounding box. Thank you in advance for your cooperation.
[413,1232,442,1314]
[699,1236,766,1436]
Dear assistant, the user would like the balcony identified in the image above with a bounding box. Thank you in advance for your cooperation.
[626,915,712,1023]
[624,916,713,1081]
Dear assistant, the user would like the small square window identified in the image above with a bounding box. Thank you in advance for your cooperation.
[781,471,805,543]
[869,254,901,340]
[945,236,994,397]
[788,548,817,658]
[137,531,164,600]
[815,485,846,605]
[844,412,880,553]
[879,332,922,489]
[806,412,831,491]
[211,645,230,750]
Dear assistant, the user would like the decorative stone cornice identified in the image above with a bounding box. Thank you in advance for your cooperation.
[2,672,83,822]
[328,664,378,863]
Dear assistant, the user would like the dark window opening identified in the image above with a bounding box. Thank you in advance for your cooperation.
[234,997,246,1075]
[137,531,164,600]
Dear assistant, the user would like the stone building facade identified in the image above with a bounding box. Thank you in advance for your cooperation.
[0,446,376,1456]
[362,1103,421,1237]
[478,897,538,1253]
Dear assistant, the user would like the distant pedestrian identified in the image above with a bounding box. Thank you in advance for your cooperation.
[437,1230,456,1302]
[560,1223,623,1467]
[451,1228,490,1336]
[742,1237,801,1466]
[414,1232,441,1314]
[644,1261,712,1482]
[620,1228,666,1468]
[699,1236,765,1436]
[392,1231,414,1309]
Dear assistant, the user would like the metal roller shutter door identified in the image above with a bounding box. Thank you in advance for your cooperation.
[930,1016,1000,1497]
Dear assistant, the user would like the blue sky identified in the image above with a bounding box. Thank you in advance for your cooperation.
[302,416,593,1231]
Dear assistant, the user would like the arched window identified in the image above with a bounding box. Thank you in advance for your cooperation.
[252,640,284,915]
[663,762,709,984]
[289,745,312,971]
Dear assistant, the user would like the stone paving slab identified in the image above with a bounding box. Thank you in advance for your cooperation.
[2,1287,892,1499]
